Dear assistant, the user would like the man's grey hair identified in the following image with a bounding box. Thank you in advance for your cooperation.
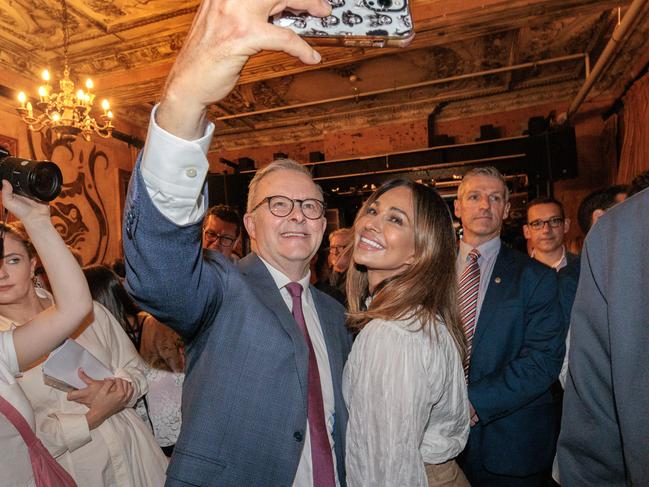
[246,159,323,212]
[457,166,510,202]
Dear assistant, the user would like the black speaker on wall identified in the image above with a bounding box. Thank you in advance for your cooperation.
[527,125,578,182]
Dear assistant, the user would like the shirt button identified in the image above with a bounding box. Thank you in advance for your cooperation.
[185,167,197,178]
[293,431,303,442]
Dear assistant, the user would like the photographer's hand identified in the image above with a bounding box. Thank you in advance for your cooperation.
[0,180,50,224]
[157,0,331,140]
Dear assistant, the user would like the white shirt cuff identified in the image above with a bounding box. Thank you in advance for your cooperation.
[140,104,215,224]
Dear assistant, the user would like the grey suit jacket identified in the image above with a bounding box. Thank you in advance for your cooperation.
[558,187,649,485]
[123,161,352,486]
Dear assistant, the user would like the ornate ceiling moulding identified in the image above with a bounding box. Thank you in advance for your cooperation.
[70,34,185,75]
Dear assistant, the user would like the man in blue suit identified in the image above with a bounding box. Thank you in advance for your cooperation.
[454,167,566,485]
[122,1,352,486]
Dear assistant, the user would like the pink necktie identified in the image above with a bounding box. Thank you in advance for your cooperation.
[286,282,336,487]
[458,248,481,379]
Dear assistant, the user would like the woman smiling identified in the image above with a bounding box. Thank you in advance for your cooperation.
[344,179,470,487]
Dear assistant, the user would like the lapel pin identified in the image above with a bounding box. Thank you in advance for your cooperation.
[494,277,502,284]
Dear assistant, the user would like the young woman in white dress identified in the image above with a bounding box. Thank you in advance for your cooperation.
[0,212,168,485]
[0,179,92,486]
[344,179,471,487]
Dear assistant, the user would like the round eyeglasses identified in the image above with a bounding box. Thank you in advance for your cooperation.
[251,195,326,220]
[527,216,564,230]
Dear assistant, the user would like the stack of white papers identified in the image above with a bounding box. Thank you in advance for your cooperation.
[42,339,113,392]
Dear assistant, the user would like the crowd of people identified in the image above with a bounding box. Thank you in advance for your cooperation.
[1,0,648,486]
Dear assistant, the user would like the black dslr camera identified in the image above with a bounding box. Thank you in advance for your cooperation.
[0,148,62,202]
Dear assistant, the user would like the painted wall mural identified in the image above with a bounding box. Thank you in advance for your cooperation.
[26,129,115,265]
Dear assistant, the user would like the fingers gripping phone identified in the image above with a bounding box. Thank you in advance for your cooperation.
[270,0,415,48]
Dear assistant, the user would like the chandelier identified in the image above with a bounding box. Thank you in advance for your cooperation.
[16,0,114,142]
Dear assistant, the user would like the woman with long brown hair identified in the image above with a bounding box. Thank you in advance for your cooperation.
[343,179,470,487]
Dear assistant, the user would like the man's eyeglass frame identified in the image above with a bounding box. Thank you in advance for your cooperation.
[251,195,326,220]
[203,231,236,247]
[527,216,565,230]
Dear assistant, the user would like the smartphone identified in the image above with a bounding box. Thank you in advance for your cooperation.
[270,0,415,48]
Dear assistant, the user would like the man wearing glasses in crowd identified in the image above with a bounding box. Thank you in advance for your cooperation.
[523,197,577,271]
[121,2,352,485]
[202,204,242,259]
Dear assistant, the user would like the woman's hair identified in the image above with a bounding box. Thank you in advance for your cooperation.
[1,222,36,258]
[83,264,141,347]
[346,179,466,360]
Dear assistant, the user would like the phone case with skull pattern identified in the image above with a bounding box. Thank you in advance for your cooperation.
[270,0,414,48]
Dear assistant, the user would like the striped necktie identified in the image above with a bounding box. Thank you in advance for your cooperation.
[458,248,481,379]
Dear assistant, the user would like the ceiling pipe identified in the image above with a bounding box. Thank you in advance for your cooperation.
[217,53,586,121]
[567,0,648,120]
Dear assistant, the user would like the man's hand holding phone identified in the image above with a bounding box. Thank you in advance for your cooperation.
[157,0,332,141]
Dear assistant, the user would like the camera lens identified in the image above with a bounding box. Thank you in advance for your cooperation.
[0,155,63,202]
[30,162,63,202]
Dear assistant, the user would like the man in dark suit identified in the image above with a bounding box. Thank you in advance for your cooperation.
[557,188,649,485]
[454,167,566,486]
[122,1,352,486]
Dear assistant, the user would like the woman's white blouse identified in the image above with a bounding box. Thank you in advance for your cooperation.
[343,316,469,487]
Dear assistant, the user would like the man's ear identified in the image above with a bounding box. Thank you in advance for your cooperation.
[454,198,461,219]
[243,213,256,240]
[503,201,511,220]
[563,218,571,234]
[523,224,531,240]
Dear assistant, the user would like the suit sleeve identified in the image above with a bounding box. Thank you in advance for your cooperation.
[557,227,626,483]
[469,267,566,424]
[123,155,226,343]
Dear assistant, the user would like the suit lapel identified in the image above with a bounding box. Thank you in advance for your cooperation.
[238,254,309,400]
[471,246,515,354]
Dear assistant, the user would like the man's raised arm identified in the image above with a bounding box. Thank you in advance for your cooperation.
[156,0,331,140]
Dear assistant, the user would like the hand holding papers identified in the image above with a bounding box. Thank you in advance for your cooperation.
[42,339,113,392]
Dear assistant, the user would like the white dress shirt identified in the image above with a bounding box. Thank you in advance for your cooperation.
[140,106,338,487]
[531,246,568,271]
